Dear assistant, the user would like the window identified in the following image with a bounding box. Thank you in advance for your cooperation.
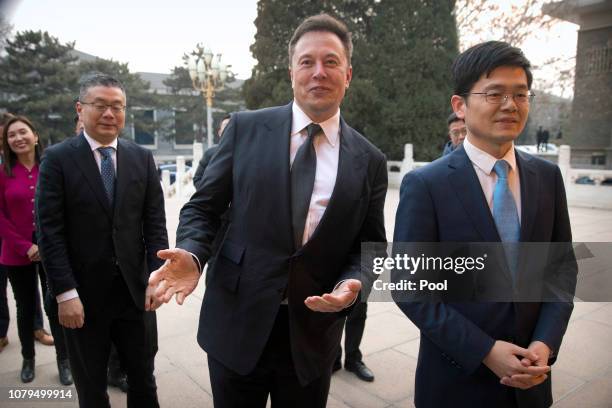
[591,153,606,166]
[133,110,155,146]
[174,111,196,145]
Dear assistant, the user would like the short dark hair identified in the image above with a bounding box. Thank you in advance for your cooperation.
[452,41,532,97]
[79,73,126,102]
[0,112,14,127]
[288,13,353,66]
[2,115,43,177]
[447,112,464,127]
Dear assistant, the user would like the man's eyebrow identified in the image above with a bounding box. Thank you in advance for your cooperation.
[481,83,529,91]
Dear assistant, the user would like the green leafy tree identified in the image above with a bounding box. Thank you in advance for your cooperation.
[0,13,12,51]
[363,0,458,160]
[0,30,79,145]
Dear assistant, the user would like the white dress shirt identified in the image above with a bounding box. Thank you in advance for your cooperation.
[463,137,522,223]
[56,132,118,303]
[290,102,340,245]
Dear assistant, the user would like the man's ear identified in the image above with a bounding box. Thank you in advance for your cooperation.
[451,95,466,120]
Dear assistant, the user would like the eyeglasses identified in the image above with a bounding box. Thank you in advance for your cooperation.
[80,101,126,114]
[450,128,467,138]
[465,92,535,105]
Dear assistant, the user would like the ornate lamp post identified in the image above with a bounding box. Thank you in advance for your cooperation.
[186,44,231,148]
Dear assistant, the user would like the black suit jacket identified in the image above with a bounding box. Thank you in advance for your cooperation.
[177,102,387,385]
[36,134,168,315]
[192,145,219,189]
[393,146,576,408]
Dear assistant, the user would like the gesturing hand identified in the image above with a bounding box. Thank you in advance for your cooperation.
[148,248,200,306]
[145,284,163,311]
[304,279,361,312]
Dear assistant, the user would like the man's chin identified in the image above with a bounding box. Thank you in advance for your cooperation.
[89,131,119,143]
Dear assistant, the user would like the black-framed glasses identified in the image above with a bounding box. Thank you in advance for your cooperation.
[465,92,535,105]
[80,101,126,114]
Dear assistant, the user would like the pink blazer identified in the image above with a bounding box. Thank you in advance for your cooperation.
[0,163,38,266]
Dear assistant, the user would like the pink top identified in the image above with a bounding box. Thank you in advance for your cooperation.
[0,162,38,266]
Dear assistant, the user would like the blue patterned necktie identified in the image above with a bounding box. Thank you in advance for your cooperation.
[98,146,116,205]
[492,159,520,280]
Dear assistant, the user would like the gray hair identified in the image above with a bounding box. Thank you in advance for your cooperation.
[79,73,126,102]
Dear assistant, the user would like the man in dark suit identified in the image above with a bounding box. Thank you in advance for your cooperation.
[192,114,230,189]
[442,112,466,156]
[37,74,168,408]
[149,13,387,408]
[394,41,575,407]
[334,299,374,382]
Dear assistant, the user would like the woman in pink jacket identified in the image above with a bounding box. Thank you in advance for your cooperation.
[0,115,71,385]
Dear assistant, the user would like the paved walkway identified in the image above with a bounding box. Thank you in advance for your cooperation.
[1,188,611,407]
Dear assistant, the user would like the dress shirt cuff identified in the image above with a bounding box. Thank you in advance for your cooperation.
[189,252,203,274]
[56,289,79,303]
[334,280,358,308]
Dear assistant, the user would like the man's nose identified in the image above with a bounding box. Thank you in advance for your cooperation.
[101,107,116,117]
[312,60,327,78]
[500,95,518,111]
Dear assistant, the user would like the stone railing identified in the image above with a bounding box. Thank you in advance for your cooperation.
[163,142,612,210]
[394,143,612,210]
[162,142,203,199]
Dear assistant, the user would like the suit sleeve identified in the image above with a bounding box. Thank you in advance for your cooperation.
[36,148,79,297]
[176,116,234,266]
[192,156,207,189]
[193,149,216,190]
[393,170,496,374]
[531,166,576,361]
[143,150,169,273]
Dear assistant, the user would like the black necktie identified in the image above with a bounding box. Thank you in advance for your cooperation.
[291,123,321,248]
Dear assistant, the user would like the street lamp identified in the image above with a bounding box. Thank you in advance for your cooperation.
[186,44,231,149]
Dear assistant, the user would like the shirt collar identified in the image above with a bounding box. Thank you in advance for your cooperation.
[291,101,340,147]
[463,137,517,176]
[83,131,118,152]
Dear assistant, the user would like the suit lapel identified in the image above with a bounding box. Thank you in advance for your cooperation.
[448,147,518,286]
[114,139,130,217]
[262,103,294,248]
[516,149,538,242]
[70,134,112,218]
[447,147,500,242]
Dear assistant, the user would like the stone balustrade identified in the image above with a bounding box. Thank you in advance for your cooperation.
[164,142,612,209]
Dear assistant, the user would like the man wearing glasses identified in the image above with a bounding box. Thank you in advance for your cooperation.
[37,74,167,407]
[394,41,574,407]
[442,112,467,156]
